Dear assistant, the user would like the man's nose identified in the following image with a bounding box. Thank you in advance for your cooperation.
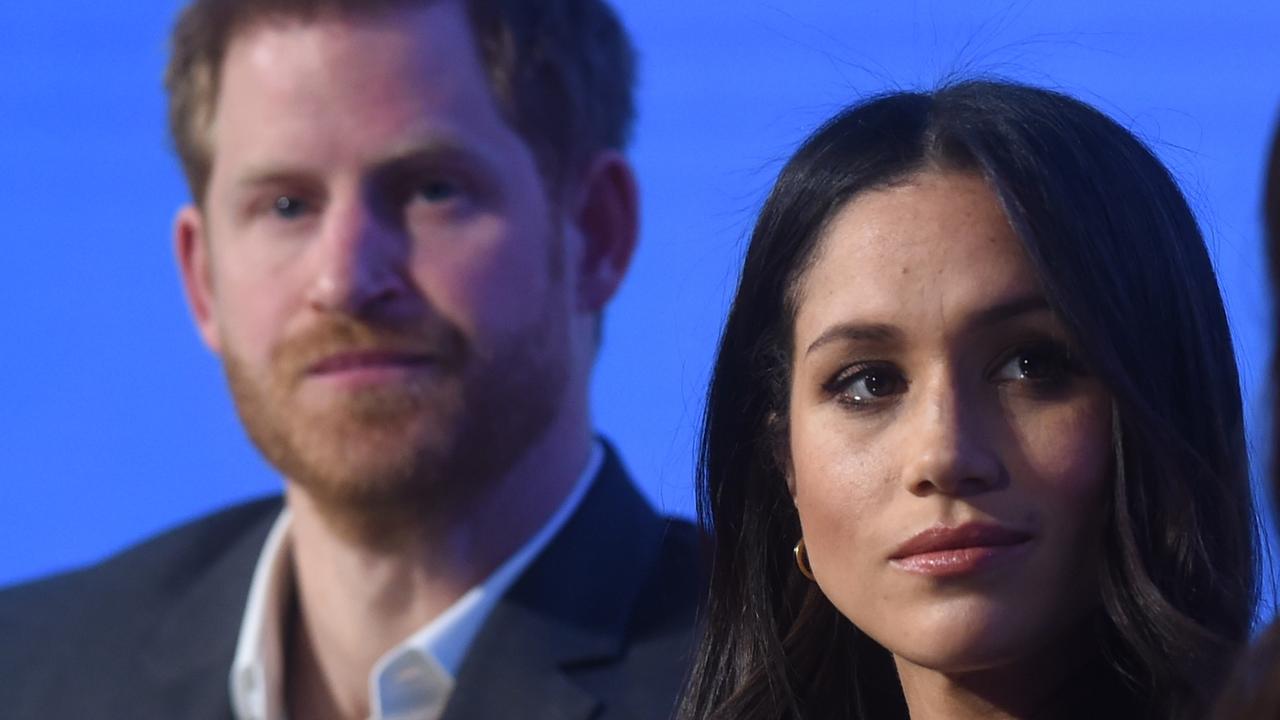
[305,196,409,316]
[899,377,1003,498]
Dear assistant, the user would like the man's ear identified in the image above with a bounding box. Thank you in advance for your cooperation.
[568,149,639,313]
[174,204,223,354]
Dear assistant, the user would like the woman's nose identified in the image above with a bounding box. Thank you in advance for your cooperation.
[899,378,1004,498]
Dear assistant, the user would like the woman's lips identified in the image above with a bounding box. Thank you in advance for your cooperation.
[889,523,1033,577]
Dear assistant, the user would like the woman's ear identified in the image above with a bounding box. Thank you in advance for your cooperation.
[766,409,798,499]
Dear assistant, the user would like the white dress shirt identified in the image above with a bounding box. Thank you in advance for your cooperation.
[229,441,605,720]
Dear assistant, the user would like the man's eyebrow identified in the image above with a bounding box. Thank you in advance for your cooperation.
[373,138,499,175]
[230,140,500,189]
[805,323,901,357]
[232,167,316,190]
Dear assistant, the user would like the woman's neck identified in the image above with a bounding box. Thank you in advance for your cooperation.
[892,624,1098,720]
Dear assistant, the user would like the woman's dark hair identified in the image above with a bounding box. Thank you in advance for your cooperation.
[680,80,1258,720]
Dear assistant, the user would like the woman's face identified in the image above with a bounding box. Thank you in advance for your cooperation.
[787,170,1111,676]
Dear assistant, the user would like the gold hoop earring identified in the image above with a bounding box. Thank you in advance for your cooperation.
[794,538,815,581]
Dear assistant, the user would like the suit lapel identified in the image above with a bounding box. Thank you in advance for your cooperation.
[441,444,665,720]
[127,453,666,720]
[138,499,282,720]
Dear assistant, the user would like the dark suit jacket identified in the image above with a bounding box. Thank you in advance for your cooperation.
[0,446,703,719]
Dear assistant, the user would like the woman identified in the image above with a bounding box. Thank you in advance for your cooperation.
[681,81,1259,720]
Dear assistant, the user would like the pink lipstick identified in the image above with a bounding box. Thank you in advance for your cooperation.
[889,523,1032,577]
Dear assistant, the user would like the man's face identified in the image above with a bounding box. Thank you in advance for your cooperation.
[176,1,592,510]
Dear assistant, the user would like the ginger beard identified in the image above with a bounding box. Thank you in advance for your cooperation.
[220,239,571,529]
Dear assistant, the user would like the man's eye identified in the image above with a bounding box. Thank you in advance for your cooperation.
[831,365,907,407]
[414,179,460,203]
[272,195,309,219]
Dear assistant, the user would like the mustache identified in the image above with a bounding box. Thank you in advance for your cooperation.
[271,315,464,379]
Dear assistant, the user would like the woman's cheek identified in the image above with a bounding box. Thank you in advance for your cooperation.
[792,432,893,588]
[1013,397,1112,502]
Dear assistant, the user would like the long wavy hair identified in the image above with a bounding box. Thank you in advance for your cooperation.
[680,80,1258,720]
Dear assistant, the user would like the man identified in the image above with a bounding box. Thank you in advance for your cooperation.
[0,1,701,718]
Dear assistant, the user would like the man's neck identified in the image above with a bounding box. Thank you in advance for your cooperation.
[282,419,593,718]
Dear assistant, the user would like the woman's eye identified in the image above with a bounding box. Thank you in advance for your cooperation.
[831,365,907,407]
[992,344,1076,385]
[271,195,310,219]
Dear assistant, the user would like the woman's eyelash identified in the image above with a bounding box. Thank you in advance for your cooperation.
[823,362,871,394]
[824,362,907,407]
[819,342,1085,409]
[989,341,1085,386]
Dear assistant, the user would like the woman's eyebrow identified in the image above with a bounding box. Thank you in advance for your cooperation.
[805,323,900,357]
[803,295,1051,358]
[968,294,1052,329]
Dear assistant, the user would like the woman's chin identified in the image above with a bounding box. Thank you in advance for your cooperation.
[867,600,1036,677]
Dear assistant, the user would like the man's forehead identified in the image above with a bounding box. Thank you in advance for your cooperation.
[211,0,477,104]
[210,2,490,135]
[198,0,539,200]
[221,1,466,67]
[220,0,457,44]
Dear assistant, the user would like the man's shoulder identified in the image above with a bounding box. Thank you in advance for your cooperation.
[638,511,704,609]
[445,453,707,720]
[621,510,705,660]
[554,447,705,617]
[0,496,281,616]
[0,495,281,705]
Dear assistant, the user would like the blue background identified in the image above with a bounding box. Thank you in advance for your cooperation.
[3,1,1279,616]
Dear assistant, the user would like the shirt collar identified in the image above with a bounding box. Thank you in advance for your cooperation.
[229,441,604,720]
[230,507,292,720]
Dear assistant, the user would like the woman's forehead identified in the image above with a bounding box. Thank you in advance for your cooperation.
[792,171,1042,342]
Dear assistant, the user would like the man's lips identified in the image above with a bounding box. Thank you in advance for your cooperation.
[305,350,440,376]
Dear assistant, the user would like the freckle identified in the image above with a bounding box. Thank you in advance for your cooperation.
[900,267,909,275]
